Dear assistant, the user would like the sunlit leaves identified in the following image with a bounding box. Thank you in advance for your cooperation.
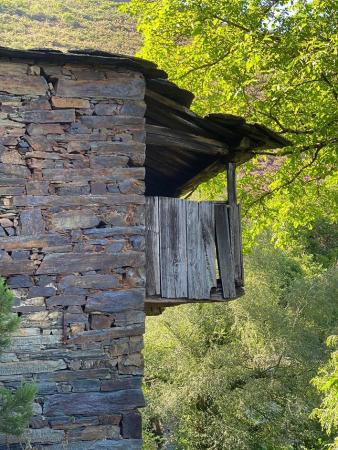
[126,0,337,246]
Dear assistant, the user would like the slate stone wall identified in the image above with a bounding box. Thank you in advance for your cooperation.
[0,57,146,449]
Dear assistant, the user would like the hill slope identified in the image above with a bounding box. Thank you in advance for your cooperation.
[0,0,140,55]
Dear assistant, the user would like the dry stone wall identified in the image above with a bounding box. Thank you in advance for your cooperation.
[0,56,146,449]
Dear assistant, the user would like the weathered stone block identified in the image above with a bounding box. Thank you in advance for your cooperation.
[37,252,145,275]
[0,359,66,376]
[51,97,90,109]
[71,379,101,392]
[122,411,142,439]
[50,210,100,230]
[20,208,45,235]
[10,109,75,124]
[46,295,86,307]
[56,75,145,99]
[27,123,65,135]
[7,274,33,288]
[67,425,120,441]
[81,115,144,129]
[0,428,64,445]
[39,439,143,450]
[86,289,144,314]
[0,75,48,96]
[44,389,145,416]
[59,274,121,289]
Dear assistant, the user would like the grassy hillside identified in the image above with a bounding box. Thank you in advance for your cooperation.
[0,0,140,55]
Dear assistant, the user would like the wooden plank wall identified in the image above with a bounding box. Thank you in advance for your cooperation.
[146,196,243,300]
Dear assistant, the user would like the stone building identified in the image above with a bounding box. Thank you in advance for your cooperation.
[0,47,289,449]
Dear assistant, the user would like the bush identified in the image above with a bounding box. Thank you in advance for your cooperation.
[0,278,36,436]
[143,245,338,449]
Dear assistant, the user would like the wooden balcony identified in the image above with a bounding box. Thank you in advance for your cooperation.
[145,195,244,315]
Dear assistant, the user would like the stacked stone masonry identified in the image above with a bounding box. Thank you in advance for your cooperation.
[0,57,146,449]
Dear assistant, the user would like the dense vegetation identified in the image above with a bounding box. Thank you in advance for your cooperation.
[0,279,36,435]
[142,237,338,449]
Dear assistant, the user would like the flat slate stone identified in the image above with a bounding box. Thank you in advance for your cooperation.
[37,251,145,275]
[67,324,145,345]
[86,289,144,313]
[10,109,75,124]
[0,260,36,276]
[12,194,145,208]
[0,359,66,376]
[81,115,144,128]
[44,389,145,416]
[7,274,33,288]
[50,210,100,230]
[59,274,120,289]
[51,97,90,109]
[0,428,64,445]
[0,234,69,250]
[40,440,143,450]
[56,76,145,100]
[0,75,48,96]
[20,208,45,235]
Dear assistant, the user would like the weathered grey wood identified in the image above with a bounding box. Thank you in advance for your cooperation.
[186,201,216,299]
[215,204,236,298]
[186,201,201,298]
[160,197,188,298]
[145,196,160,296]
[146,124,229,156]
[228,204,244,286]
[226,162,237,204]
[199,202,217,295]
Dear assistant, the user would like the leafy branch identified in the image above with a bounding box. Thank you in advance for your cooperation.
[246,144,325,210]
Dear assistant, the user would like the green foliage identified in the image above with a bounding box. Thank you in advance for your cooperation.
[0,278,19,351]
[311,336,338,450]
[0,278,37,436]
[0,384,37,435]
[126,0,338,246]
[0,0,140,55]
[143,245,338,449]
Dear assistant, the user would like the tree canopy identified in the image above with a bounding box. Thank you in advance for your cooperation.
[125,0,337,246]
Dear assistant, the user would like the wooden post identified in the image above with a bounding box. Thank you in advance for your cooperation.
[226,162,237,205]
[226,162,244,287]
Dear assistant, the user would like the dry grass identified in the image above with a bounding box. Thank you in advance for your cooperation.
[0,0,141,55]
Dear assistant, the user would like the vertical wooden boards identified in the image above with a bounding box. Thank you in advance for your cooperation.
[215,204,236,299]
[196,202,217,298]
[228,204,244,287]
[186,201,217,299]
[186,201,201,298]
[145,196,160,296]
[145,196,241,300]
[160,197,188,298]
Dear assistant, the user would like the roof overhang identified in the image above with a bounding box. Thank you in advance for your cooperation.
[0,47,292,197]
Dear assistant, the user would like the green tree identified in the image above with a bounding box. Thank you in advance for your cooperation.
[311,336,338,450]
[0,278,36,435]
[125,0,337,246]
[142,244,338,449]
